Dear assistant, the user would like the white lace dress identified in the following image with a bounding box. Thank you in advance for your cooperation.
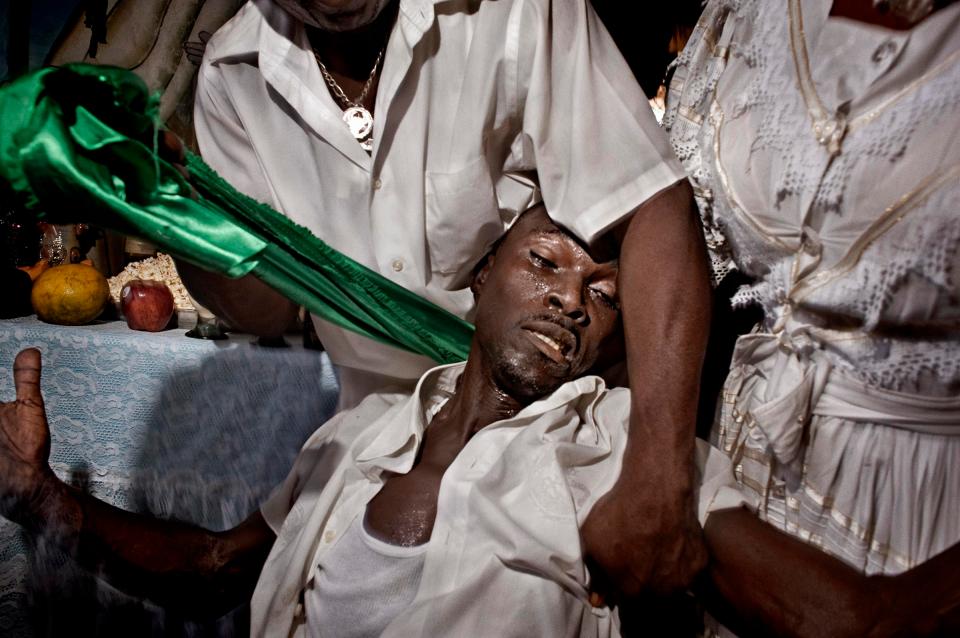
[665,0,960,576]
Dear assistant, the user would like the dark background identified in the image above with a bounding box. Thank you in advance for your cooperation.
[0,0,84,81]
[1,1,703,93]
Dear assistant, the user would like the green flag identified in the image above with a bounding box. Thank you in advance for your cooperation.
[0,64,473,363]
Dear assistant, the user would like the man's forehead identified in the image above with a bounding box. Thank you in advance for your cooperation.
[507,209,619,267]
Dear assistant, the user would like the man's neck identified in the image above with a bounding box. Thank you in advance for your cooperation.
[429,345,529,448]
[307,1,399,80]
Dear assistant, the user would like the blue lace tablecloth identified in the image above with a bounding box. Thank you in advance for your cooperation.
[0,316,339,636]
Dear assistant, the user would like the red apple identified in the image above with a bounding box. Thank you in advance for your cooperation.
[121,279,175,332]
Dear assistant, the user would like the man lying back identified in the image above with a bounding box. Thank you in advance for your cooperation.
[0,206,632,636]
[3,206,952,637]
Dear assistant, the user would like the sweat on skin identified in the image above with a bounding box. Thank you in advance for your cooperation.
[0,206,625,621]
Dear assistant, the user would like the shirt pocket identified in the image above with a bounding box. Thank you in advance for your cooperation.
[425,155,503,288]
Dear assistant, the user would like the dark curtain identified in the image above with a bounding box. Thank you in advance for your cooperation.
[590,0,703,98]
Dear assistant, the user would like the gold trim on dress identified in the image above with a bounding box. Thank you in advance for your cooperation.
[788,0,960,146]
[790,163,960,302]
[711,99,797,253]
[718,389,922,572]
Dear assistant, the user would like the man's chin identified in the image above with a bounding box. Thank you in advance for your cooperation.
[279,0,389,31]
[495,356,572,402]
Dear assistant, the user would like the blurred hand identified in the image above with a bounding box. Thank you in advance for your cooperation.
[157,129,197,198]
[183,31,212,66]
[0,348,55,522]
[158,129,187,168]
[582,463,707,602]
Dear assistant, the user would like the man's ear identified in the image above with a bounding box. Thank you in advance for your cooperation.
[470,254,495,299]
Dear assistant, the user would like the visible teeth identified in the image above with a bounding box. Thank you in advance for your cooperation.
[533,331,561,352]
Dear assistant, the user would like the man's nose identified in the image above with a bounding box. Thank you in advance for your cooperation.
[547,281,589,325]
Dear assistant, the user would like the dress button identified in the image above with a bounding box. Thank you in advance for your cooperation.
[392,259,404,272]
[373,177,383,190]
[323,530,336,543]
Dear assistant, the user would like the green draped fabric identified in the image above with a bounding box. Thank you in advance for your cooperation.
[0,64,473,363]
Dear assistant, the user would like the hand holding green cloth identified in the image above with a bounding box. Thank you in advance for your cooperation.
[0,64,473,363]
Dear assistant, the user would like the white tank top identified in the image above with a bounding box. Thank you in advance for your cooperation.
[305,515,428,638]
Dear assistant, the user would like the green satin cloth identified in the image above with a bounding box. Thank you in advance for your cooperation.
[0,64,473,363]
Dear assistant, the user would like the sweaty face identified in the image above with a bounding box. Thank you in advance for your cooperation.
[273,0,391,31]
[472,208,622,401]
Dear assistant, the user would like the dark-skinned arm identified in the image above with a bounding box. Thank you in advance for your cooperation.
[582,179,711,596]
[0,348,275,619]
[703,507,960,637]
[176,261,300,338]
[156,131,300,339]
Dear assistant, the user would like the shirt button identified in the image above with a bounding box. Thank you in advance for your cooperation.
[373,177,383,190]
[323,530,336,543]
[391,259,404,272]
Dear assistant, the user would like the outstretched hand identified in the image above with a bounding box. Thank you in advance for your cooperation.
[0,348,55,522]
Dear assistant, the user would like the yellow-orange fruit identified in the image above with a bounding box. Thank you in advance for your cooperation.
[31,263,109,325]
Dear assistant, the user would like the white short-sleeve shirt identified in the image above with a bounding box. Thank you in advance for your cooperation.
[254,363,631,638]
[195,0,684,398]
[252,363,742,637]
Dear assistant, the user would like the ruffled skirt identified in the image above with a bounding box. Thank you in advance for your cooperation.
[713,332,960,575]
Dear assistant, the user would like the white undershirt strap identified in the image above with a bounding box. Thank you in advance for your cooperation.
[305,515,427,638]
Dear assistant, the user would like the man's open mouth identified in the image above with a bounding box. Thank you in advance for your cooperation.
[521,319,578,365]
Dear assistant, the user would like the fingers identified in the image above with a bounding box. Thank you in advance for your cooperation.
[157,129,194,193]
[586,554,622,609]
[183,44,205,66]
[13,348,43,407]
[583,515,707,603]
[158,129,186,164]
[183,31,212,65]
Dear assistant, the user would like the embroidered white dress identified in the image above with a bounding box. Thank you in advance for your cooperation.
[666,0,960,576]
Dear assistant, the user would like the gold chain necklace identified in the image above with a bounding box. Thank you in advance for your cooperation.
[313,46,385,152]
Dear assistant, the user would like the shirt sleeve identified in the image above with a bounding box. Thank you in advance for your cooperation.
[513,0,686,244]
[258,411,350,534]
[258,390,408,534]
[193,60,277,207]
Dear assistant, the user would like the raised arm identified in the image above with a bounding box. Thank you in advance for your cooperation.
[703,507,960,637]
[582,179,711,596]
[172,58,299,338]
[0,348,275,619]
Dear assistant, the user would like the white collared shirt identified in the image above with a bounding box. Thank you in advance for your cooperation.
[194,0,684,398]
[252,362,742,637]
[253,363,630,637]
